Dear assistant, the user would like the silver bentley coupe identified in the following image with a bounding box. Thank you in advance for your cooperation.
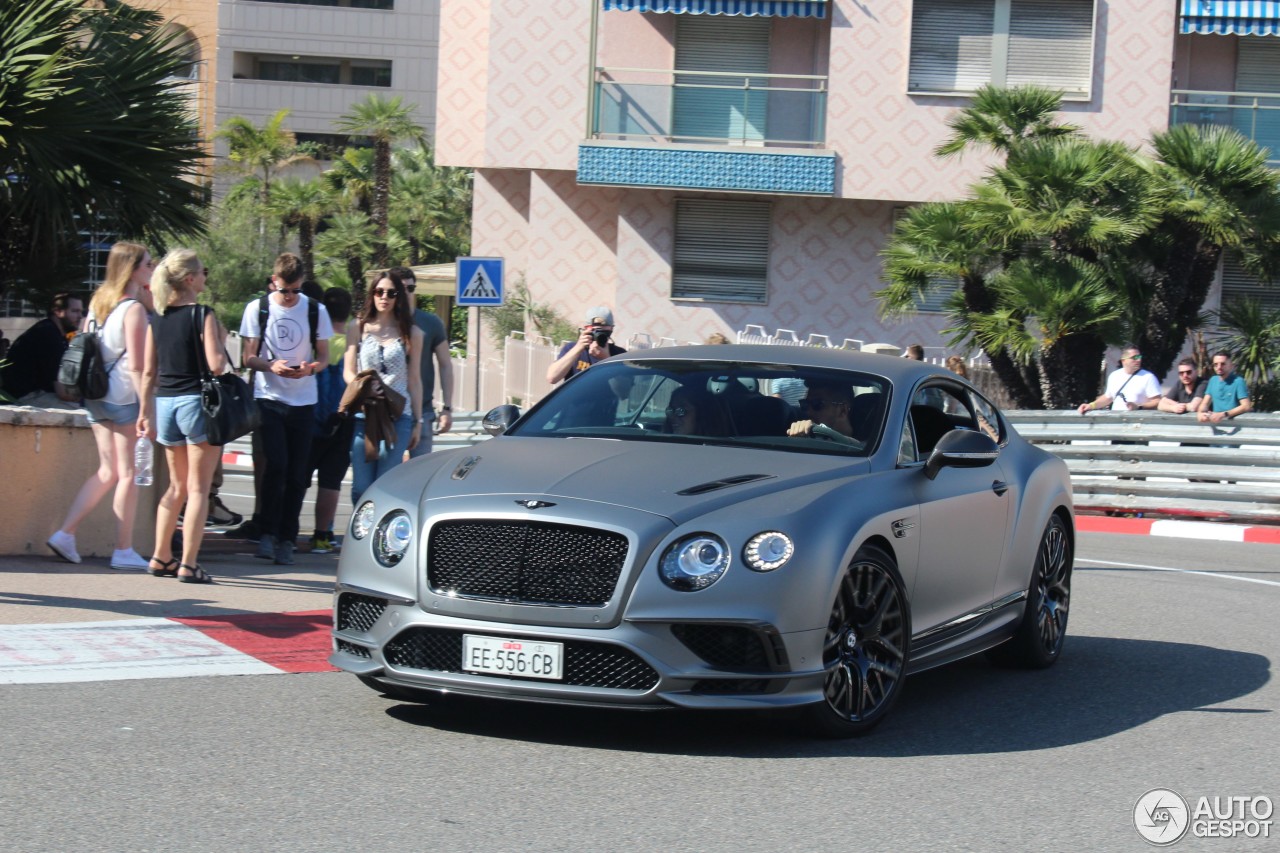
[331,346,1073,736]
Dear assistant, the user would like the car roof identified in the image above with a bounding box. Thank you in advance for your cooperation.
[615,344,953,384]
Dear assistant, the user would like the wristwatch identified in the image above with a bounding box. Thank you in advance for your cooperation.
[440,406,452,413]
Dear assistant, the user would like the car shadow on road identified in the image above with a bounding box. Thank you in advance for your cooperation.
[381,634,1270,757]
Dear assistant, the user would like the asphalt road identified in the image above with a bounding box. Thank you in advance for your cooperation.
[0,532,1276,852]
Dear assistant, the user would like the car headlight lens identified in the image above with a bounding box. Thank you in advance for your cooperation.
[744,531,794,572]
[351,501,376,540]
[374,511,414,567]
[660,534,730,591]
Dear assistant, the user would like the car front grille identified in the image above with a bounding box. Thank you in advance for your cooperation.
[337,592,388,633]
[383,627,660,691]
[427,520,629,606]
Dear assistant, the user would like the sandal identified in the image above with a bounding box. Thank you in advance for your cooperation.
[149,556,179,578]
[177,563,214,584]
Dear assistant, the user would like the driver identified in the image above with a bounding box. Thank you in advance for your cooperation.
[788,379,858,443]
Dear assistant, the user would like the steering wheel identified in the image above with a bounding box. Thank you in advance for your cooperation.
[811,423,863,449]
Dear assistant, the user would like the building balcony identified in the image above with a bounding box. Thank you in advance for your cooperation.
[579,66,835,196]
[1170,89,1280,168]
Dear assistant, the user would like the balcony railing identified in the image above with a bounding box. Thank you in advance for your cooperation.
[592,66,827,149]
[1169,89,1280,167]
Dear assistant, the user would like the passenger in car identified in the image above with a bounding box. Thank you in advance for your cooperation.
[665,386,726,436]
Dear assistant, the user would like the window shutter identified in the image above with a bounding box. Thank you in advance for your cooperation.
[1007,0,1094,96]
[672,199,771,303]
[1221,251,1280,313]
[674,16,771,143]
[908,0,995,94]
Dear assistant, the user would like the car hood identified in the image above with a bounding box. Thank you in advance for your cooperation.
[415,435,870,525]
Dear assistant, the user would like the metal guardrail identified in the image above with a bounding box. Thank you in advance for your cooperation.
[1006,411,1280,522]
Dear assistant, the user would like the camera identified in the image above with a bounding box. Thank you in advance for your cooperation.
[589,326,612,346]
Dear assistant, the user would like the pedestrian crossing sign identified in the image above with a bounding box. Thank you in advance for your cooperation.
[456,257,504,306]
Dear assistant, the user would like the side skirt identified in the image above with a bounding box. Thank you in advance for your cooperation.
[906,592,1026,675]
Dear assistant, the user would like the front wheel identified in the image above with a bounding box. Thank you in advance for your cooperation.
[989,513,1072,668]
[799,545,911,738]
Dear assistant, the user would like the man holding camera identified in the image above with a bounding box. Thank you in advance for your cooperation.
[546,306,626,386]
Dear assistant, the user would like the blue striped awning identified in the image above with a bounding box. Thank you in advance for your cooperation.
[602,0,827,18]
[1180,0,1280,35]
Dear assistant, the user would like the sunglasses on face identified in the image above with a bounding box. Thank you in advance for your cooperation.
[373,288,398,298]
[1178,370,1195,376]
[801,398,834,411]
[666,406,689,418]
[406,283,416,293]
[1214,362,1229,369]
[1124,354,1142,361]
[277,287,301,295]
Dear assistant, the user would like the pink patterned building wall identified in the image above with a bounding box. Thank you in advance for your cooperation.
[439,0,1179,350]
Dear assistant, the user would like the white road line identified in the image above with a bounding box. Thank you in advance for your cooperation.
[1078,558,1280,588]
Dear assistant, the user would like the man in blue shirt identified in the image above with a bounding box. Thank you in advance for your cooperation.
[1197,352,1252,424]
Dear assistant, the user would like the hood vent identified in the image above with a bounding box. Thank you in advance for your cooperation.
[451,455,480,480]
[676,473,775,496]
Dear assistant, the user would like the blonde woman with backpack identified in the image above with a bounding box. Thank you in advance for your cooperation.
[46,243,154,567]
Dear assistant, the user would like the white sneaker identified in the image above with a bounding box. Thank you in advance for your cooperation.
[47,530,81,564]
[110,548,149,571]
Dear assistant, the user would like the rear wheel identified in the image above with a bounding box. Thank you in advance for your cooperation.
[800,545,910,738]
[989,514,1072,668]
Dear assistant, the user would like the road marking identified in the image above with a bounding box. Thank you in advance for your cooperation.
[0,611,335,685]
[1078,558,1280,588]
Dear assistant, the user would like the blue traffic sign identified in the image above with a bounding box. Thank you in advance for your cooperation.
[456,257,504,306]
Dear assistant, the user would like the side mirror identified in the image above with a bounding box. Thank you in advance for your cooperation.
[482,404,521,436]
[924,428,999,480]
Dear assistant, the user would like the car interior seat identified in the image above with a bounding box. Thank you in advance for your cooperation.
[730,394,793,436]
[909,404,954,457]
[848,392,885,443]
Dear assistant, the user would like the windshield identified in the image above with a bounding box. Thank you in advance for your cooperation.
[510,359,889,455]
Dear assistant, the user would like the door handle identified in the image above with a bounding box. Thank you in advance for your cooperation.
[991,480,1009,496]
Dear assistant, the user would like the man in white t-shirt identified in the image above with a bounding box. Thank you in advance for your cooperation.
[239,253,333,564]
[1077,346,1162,414]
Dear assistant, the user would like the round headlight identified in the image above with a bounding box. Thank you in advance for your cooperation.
[660,534,730,591]
[744,531,794,572]
[374,511,414,567]
[351,501,376,540]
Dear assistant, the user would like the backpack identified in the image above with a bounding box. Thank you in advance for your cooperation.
[53,326,109,403]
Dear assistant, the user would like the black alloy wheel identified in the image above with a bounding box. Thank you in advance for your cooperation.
[990,513,1072,668]
[803,544,910,737]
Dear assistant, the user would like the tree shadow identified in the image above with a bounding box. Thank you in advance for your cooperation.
[379,635,1269,758]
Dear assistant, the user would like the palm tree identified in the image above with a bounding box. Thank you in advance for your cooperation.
[315,211,376,295]
[1211,297,1280,387]
[268,177,333,282]
[324,146,377,216]
[215,108,310,208]
[0,0,205,296]
[934,84,1081,159]
[1134,124,1280,378]
[335,94,425,266]
[389,145,474,265]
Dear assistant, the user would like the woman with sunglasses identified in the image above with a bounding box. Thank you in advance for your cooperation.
[1158,357,1207,414]
[343,270,424,504]
[46,242,154,569]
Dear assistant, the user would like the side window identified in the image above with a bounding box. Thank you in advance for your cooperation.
[906,385,971,461]
[967,390,1003,444]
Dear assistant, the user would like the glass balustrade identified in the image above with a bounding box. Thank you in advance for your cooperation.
[1170,89,1280,167]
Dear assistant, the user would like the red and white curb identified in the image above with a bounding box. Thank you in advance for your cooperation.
[221,450,252,469]
[0,610,335,685]
[1077,515,1280,544]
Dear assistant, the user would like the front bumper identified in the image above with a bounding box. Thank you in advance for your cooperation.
[330,584,828,710]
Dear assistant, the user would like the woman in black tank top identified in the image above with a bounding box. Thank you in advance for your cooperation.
[137,249,226,584]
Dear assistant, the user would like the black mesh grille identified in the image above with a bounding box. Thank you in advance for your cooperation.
[383,628,660,691]
[672,624,772,670]
[337,592,388,633]
[336,639,372,659]
[428,520,629,606]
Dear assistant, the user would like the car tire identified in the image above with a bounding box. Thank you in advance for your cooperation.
[800,544,911,738]
[987,513,1072,669]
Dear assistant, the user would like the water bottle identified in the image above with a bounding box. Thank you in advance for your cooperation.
[134,436,154,487]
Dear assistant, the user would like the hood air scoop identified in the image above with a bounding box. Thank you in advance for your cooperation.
[676,473,775,496]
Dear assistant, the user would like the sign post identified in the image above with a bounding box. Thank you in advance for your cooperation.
[456,257,504,410]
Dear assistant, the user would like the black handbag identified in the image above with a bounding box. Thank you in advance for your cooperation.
[193,306,260,447]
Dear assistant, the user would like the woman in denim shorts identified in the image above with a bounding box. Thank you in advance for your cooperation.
[46,243,154,570]
[136,249,227,584]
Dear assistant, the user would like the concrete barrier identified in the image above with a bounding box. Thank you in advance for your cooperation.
[0,406,162,557]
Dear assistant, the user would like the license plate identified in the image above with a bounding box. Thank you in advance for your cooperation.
[462,634,564,681]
